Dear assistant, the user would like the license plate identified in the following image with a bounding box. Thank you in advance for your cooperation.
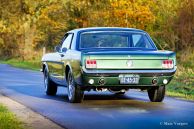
[119,74,140,84]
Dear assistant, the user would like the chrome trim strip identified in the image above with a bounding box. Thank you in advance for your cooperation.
[82,67,177,74]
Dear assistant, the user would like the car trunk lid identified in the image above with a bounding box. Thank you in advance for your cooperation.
[82,50,175,70]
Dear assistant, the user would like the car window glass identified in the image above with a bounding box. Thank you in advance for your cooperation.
[80,32,129,48]
[132,34,152,48]
[61,34,73,50]
[80,31,154,49]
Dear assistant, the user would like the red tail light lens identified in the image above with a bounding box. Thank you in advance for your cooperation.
[86,59,97,69]
[162,60,174,69]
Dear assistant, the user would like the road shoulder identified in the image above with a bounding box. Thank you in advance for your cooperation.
[0,94,65,129]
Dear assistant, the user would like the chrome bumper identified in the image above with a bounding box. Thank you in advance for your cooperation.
[82,67,177,76]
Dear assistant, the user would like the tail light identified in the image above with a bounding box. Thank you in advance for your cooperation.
[86,59,97,69]
[162,60,174,69]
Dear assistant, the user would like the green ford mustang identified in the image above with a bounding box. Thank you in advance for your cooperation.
[41,27,176,103]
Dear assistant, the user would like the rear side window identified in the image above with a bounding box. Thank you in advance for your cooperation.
[132,34,153,48]
[61,33,73,50]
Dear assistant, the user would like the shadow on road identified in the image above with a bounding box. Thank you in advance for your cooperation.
[51,92,166,111]
[1,84,166,111]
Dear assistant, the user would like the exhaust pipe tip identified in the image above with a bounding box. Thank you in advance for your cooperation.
[152,78,158,85]
[99,78,105,85]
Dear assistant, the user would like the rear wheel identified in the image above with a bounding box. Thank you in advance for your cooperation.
[44,69,57,96]
[147,85,165,102]
[67,71,84,103]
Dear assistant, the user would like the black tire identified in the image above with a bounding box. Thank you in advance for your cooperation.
[147,85,165,102]
[67,71,84,103]
[44,69,57,96]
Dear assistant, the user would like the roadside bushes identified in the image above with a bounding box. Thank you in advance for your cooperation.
[0,0,193,61]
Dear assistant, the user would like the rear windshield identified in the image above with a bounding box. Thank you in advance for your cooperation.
[79,31,155,49]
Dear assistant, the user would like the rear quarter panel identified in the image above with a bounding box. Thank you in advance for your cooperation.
[63,50,82,85]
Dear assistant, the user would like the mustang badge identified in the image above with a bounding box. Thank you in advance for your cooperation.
[127,60,133,67]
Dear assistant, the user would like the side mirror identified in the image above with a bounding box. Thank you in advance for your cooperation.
[61,47,67,53]
[54,45,61,52]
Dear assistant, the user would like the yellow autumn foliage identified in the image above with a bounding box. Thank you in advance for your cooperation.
[109,0,155,29]
[0,0,192,59]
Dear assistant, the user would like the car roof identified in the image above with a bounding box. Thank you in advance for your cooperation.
[68,27,145,33]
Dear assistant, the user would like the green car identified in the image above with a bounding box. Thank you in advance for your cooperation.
[41,27,176,103]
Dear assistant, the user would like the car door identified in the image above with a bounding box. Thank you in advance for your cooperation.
[47,33,72,86]
[58,33,74,86]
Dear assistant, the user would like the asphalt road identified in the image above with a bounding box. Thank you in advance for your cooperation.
[0,64,194,129]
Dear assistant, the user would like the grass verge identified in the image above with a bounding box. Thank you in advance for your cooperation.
[166,91,194,101]
[0,59,40,71]
[0,104,23,129]
[166,66,194,101]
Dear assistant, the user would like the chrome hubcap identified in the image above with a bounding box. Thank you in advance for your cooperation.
[44,72,48,91]
[68,73,75,100]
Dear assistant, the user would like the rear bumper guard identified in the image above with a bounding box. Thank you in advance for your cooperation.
[82,67,177,76]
